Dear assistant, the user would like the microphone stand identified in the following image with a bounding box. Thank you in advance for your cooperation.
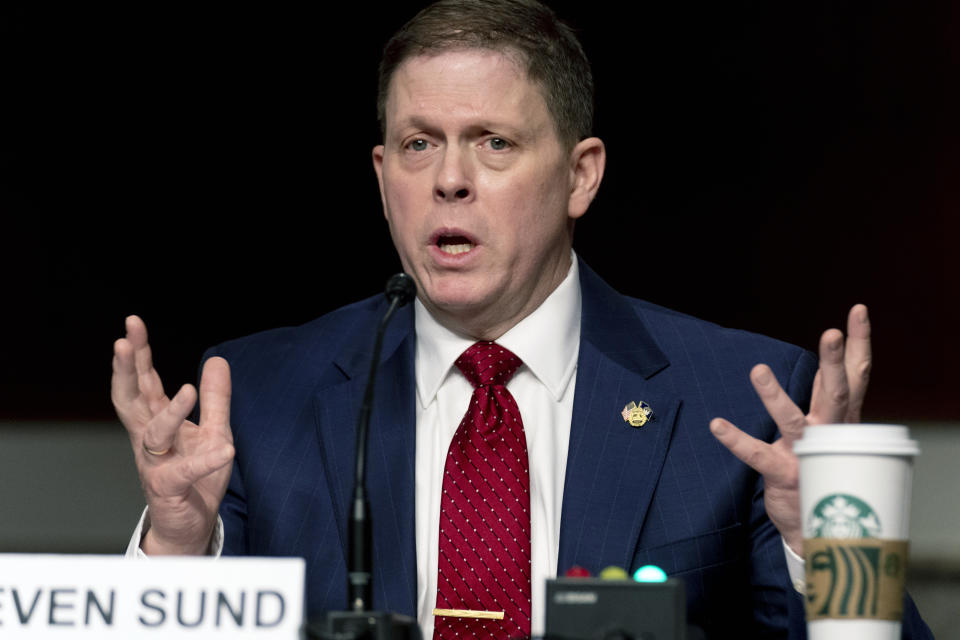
[307,274,421,640]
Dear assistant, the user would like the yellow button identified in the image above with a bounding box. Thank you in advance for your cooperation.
[599,566,630,580]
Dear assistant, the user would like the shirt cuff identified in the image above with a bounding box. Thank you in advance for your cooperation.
[124,507,224,558]
[782,537,805,594]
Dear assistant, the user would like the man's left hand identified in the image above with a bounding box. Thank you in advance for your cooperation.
[709,304,871,554]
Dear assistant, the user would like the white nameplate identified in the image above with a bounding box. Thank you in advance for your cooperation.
[0,554,304,638]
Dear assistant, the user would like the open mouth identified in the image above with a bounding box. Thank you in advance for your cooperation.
[436,235,475,255]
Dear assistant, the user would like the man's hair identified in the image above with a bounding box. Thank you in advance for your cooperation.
[377,0,594,148]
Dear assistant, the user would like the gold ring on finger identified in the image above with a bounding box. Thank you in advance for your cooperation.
[143,443,171,456]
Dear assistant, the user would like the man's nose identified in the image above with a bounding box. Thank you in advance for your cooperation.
[434,146,474,203]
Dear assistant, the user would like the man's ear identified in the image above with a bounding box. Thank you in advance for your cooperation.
[372,144,386,213]
[567,137,606,220]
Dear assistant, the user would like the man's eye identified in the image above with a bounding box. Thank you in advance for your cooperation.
[487,137,509,151]
[407,139,428,151]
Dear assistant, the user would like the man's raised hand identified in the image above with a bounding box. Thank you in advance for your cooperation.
[709,305,871,554]
[111,315,235,555]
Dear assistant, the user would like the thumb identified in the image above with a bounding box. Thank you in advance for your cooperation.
[198,357,231,432]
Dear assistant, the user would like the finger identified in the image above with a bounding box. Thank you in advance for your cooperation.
[844,304,871,422]
[198,357,232,434]
[749,364,808,443]
[141,383,197,460]
[810,328,849,424]
[111,336,139,407]
[710,418,787,480]
[174,441,236,485]
[124,314,149,350]
[808,368,823,409]
[126,315,169,414]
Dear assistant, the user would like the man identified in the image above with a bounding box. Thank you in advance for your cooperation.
[112,1,930,637]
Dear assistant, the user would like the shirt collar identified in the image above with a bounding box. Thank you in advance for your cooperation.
[415,253,582,408]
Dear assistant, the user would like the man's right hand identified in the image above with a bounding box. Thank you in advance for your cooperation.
[112,315,235,555]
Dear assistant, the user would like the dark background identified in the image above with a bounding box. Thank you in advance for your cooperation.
[2,2,957,421]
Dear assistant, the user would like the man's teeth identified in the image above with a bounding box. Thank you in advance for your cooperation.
[439,243,473,255]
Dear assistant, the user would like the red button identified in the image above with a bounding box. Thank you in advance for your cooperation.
[564,565,591,578]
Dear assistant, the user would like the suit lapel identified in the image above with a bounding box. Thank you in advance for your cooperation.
[557,261,682,574]
[313,302,418,616]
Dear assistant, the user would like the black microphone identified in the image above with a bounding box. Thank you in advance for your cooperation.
[350,273,417,612]
[384,273,417,308]
[308,274,421,640]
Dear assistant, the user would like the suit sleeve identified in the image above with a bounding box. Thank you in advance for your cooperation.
[219,459,249,555]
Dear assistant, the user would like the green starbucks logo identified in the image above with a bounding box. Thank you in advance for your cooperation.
[807,494,881,539]
[804,494,906,621]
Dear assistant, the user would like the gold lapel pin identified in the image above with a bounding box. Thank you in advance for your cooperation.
[621,401,653,428]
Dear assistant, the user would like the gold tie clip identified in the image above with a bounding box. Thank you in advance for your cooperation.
[433,608,505,620]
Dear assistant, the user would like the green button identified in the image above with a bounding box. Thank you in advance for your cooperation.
[633,565,667,582]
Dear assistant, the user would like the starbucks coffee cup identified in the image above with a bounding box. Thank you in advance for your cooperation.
[793,424,919,640]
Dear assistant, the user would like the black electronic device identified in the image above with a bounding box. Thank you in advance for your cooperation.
[545,576,688,640]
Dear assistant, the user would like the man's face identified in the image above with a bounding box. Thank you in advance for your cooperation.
[373,49,603,339]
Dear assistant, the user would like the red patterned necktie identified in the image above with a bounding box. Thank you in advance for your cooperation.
[434,341,531,640]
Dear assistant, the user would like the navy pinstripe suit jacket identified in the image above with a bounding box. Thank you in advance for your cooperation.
[211,258,929,638]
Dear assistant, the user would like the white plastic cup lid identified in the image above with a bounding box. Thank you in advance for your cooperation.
[793,424,919,456]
